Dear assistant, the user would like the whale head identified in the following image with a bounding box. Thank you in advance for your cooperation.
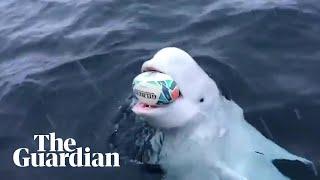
[132,47,221,129]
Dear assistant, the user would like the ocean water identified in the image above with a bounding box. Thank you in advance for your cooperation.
[0,0,319,179]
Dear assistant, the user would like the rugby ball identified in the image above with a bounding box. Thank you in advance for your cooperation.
[132,72,180,106]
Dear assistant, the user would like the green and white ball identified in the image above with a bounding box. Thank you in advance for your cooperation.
[132,72,180,106]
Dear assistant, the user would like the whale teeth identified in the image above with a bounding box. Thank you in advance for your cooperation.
[144,103,156,108]
[135,102,158,109]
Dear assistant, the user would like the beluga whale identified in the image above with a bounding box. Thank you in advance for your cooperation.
[132,47,317,180]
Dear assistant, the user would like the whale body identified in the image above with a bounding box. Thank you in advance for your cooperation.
[132,47,317,180]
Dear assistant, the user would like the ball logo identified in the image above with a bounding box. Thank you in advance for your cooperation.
[12,133,120,168]
[135,89,157,99]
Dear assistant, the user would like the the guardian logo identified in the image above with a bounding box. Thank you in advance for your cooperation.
[13,133,120,168]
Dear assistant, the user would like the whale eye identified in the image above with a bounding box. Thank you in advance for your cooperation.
[199,98,204,103]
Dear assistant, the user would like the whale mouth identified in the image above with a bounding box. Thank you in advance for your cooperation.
[141,66,164,73]
[132,65,182,114]
[132,101,161,114]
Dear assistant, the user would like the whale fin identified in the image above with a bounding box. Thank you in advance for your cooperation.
[252,149,318,179]
[272,159,318,180]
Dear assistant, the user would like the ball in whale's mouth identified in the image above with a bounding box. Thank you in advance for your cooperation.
[132,67,182,113]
